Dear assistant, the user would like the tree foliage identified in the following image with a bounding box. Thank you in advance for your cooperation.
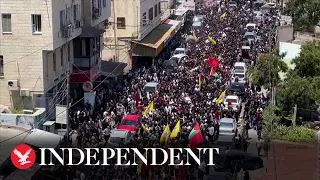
[276,41,320,111]
[284,0,320,31]
[291,41,320,78]
[251,52,288,88]
[262,105,316,154]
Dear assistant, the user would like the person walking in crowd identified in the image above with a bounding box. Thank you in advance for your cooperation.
[58,0,278,179]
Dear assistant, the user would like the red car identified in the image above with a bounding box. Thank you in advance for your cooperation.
[118,115,141,132]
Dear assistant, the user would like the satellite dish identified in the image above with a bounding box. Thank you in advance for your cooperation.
[83,81,93,92]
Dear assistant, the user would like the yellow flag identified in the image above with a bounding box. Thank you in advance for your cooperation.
[143,101,154,116]
[216,90,226,104]
[170,120,181,138]
[142,124,149,132]
[208,36,217,45]
[193,31,198,41]
[160,125,171,143]
[220,12,226,20]
[137,152,147,173]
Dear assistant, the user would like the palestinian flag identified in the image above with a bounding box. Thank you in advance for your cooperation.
[198,74,205,89]
[189,122,204,150]
[210,67,220,79]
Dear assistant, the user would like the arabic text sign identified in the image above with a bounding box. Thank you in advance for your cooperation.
[182,1,195,11]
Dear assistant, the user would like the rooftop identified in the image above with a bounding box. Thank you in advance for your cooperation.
[0,126,63,169]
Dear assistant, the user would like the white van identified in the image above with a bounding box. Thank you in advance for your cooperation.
[246,23,257,31]
[234,62,246,73]
[143,82,159,99]
[107,129,132,148]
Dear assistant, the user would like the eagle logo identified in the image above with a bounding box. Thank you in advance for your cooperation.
[11,144,36,169]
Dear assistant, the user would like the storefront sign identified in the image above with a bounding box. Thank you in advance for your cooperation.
[55,105,67,124]
[182,1,195,11]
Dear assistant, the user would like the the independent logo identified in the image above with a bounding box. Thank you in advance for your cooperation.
[10,144,36,169]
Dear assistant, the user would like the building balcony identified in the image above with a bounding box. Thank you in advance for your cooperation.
[82,0,111,27]
[73,54,100,71]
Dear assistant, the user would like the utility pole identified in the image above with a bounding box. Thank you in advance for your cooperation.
[112,0,118,61]
[292,104,297,127]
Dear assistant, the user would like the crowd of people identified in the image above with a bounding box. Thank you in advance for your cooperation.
[60,0,280,179]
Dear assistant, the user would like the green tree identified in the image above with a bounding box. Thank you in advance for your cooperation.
[284,0,320,31]
[276,70,314,111]
[291,40,320,78]
[251,53,288,88]
[276,41,320,111]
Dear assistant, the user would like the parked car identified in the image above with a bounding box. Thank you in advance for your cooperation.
[219,118,237,136]
[107,129,132,148]
[245,23,257,31]
[228,82,245,97]
[223,95,242,110]
[243,31,256,44]
[118,115,141,132]
[233,71,247,83]
[169,54,189,64]
[143,82,159,93]
[163,59,177,73]
[173,48,187,55]
[234,62,247,73]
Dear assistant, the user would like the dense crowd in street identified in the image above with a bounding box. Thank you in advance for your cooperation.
[60,1,280,179]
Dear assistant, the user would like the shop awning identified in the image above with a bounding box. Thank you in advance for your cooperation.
[100,61,127,77]
[131,20,182,57]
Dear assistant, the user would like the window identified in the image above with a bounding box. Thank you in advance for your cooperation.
[117,17,126,29]
[103,0,106,7]
[148,7,153,21]
[60,46,64,66]
[2,14,12,33]
[73,5,78,21]
[60,10,66,28]
[158,2,161,14]
[53,51,56,72]
[142,12,147,26]
[0,56,3,76]
[81,39,87,56]
[98,0,101,10]
[154,4,158,17]
[31,15,41,33]
[66,7,72,24]
[67,43,70,61]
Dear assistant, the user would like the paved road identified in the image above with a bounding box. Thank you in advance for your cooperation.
[241,88,268,179]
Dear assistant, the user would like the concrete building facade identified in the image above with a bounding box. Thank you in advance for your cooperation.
[0,0,111,111]
[102,0,173,69]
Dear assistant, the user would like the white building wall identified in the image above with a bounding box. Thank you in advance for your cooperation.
[0,0,77,109]
[102,0,165,65]
[51,0,82,50]
[92,0,112,27]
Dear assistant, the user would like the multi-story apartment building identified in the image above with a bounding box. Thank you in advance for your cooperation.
[0,0,111,111]
[102,0,177,70]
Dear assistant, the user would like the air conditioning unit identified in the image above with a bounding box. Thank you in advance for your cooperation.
[61,28,71,38]
[20,88,30,97]
[7,80,19,87]
[74,20,83,28]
